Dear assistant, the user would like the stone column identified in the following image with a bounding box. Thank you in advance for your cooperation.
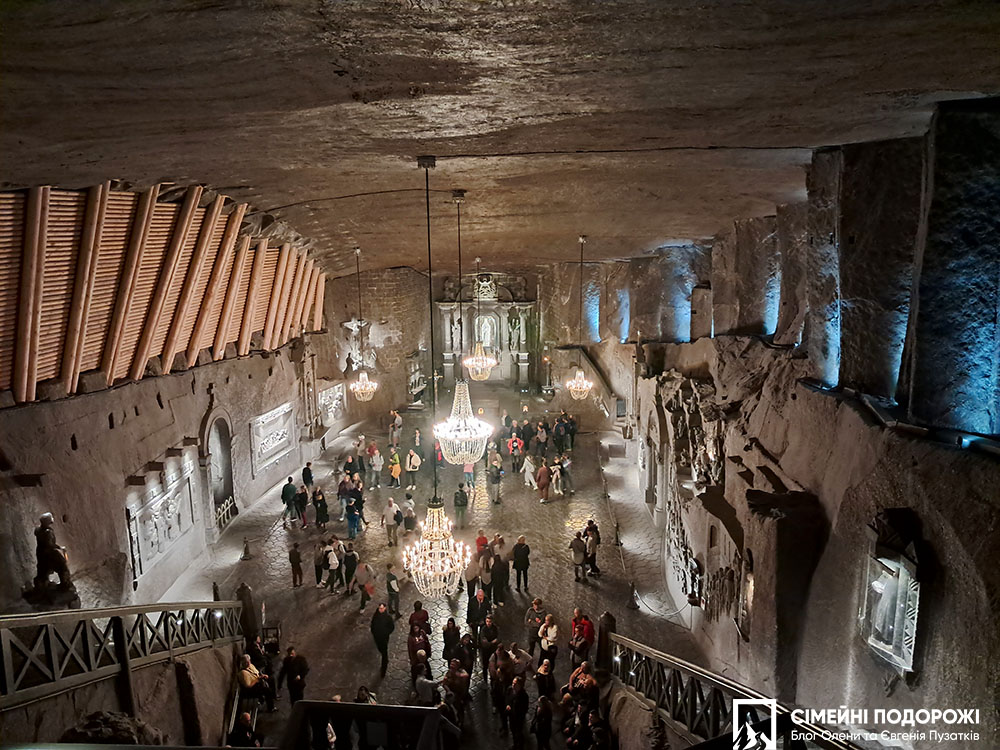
[690,285,713,340]
[440,304,455,385]
[734,215,780,335]
[711,231,738,335]
[909,100,1000,433]
[773,203,808,346]
[805,148,843,386]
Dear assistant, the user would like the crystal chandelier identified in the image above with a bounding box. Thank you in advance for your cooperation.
[434,380,493,464]
[566,235,593,400]
[463,256,498,380]
[402,497,471,598]
[349,247,379,402]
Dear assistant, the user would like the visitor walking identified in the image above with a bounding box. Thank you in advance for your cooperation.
[538,614,559,667]
[302,462,314,491]
[531,696,553,750]
[570,532,587,582]
[536,459,551,503]
[281,477,298,528]
[324,536,345,591]
[355,560,376,612]
[337,473,352,521]
[558,454,575,495]
[413,428,425,460]
[488,452,503,504]
[238,654,276,712]
[386,562,401,617]
[313,541,327,586]
[369,448,383,488]
[467,589,491,641]
[405,449,422,490]
[295,485,310,527]
[381,497,401,546]
[512,535,531,592]
[277,646,309,703]
[370,603,395,677]
[479,615,501,680]
[453,483,469,530]
[342,542,359,593]
[505,677,530,748]
[313,488,329,530]
[288,543,303,588]
[524,598,547,655]
[389,449,402,488]
[345,498,361,540]
[463,461,475,487]
[522,453,537,489]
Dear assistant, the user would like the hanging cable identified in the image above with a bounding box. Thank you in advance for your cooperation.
[419,155,440,501]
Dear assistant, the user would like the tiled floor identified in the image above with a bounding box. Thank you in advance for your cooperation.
[163,384,701,746]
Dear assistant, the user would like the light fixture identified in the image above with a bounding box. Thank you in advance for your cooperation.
[403,155,471,599]
[463,256,498,380]
[435,381,493,464]
[348,247,379,402]
[566,235,593,400]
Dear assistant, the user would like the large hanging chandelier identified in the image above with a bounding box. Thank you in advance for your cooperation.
[403,497,471,598]
[434,380,493,464]
[349,247,379,402]
[567,235,593,400]
[463,256,498,380]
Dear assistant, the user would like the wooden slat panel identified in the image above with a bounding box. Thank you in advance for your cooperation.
[300,266,320,336]
[160,196,226,373]
[37,190,86,384]
[130,186,203,380]
[186,207,243,366]
[287,258,313,342]
[262,244,291,349]
[114,200,178,380]
[15,186,48,402]
[279,251,308,346]
[80,192,137,373]
[239,239,267,356]
[312,273,326,331]
[0,193,26,391]
[271,247,299,348]
[213,235,251,359]
[102,185,159,384]
[230,238,254,344]
[149,205,205,358]
[63,183,109,393]
[251,244,279,334]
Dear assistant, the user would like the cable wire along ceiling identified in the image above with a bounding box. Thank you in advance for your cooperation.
[566,235,594,400]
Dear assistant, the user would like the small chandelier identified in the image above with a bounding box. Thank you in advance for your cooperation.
[464,340,498,381]
[567,369,594,401]
[403,497,471,598]
[434,380,493,464]
[463,256,498,380]
[349,247,379,402]
[566,235,593,400]
[349,370,378,402]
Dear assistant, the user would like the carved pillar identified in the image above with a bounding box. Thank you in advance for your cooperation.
[440,303,455,385]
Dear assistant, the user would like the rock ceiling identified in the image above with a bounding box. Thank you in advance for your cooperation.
[2,0,999,275]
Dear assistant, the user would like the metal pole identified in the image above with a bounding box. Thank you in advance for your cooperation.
[421,157,440,501]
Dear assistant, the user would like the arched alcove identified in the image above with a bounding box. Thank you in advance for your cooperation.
[207,418,234,508]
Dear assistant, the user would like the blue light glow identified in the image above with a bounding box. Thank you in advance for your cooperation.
[617,287,631,343]
[763,267,781,336]
[584,278,601,343]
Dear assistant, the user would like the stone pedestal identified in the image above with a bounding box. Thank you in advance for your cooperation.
[516,352,529,386]
[443,353,455,386]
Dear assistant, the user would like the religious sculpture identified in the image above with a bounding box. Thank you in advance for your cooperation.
[33,513,74,591]
[508,308,521,351]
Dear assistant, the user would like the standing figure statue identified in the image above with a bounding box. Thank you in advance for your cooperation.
[508,308,521,351]
[34,513,73,591]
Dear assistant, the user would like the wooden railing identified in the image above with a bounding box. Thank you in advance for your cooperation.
[609,632,861,749]
[0,601,243,712]
[215,495,239,530]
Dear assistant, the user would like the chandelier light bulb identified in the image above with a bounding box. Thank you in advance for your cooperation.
[566,368,593,400]
[402,500,472,598]
[350,370,379,402]
[463,339,498,381]
[434,380,493,464]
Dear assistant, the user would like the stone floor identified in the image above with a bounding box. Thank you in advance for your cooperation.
[163,384,701,746]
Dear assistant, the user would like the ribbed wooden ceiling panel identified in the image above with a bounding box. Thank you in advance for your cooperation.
[177,217,226,355]
[252,245,280,333]
[228,245,254,346]
[150,205,205,357]
[36,190,86,383]
[0,193,26,391]
[197,239,237,351]
[113,202,178,380]
[80,192,137,373]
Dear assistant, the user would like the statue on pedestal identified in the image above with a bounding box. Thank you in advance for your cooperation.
[34,513,73,591]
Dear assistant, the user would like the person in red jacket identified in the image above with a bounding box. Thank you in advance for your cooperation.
[571,608,596,646]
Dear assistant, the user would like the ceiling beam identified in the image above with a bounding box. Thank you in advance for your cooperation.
[213,234,251,360]
[298,264,320,338]
[102,184,159,384]
[161,196,227,374]
[129,185,203,381]
[239,238,267,356]
[185,204,244,367]
[63,181,109,394]
[14,185,49,403]
[262,244,292,350]
[312,272,327,331]
[280,251,308,346]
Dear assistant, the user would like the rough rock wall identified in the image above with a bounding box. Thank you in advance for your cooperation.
[773,203,807,346]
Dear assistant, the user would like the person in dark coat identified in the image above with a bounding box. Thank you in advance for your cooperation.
[313,489,329,530]
[277,646,310,703]
[295,486,310,528]
[227,711,263,747]
[478,615,500,680]
[370,604,395,676]
[531,696,553,750]
[512,535,531,592]
[409,600,431,635]
[466,589,491,641]
[505,677,530,748]
[442,617,462,663]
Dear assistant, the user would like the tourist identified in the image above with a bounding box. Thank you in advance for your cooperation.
[531,696,553,750]
[381,497,401,547]
[409,600,431,635]
[296,484,311,527]
[505,677,530,748]
[350,476,368,527]
[313,488,329,530]
[343,454,358,478]
[389,449,402,488]
[566,662,599,709]
[354,434,367,475]
[569,624,590,669]
[533,659,555,699]
[453,483,468,530]
[522,452,537,489]
[386,562,401,617]
[312,541,327,587]
[433,440,444,467]
[413,428,425,460]
[507,430,524,473]
[369,448,383,488]
[408,624,432,668]
[345,498,361,540]
[462,461,475,487]
[567,414,578,450]
[337,473,352,521]
[538,614,559,668]
[277,646,309,703]
[443,659,471,724]
[492,541,509,607]
[584,527,601,577]
[571,608,596,646]
[536,459,551,503]
[302,461,314,490]
[441,616,462,663]
[553,418,567,454]
[479,550,494,604]
[456,633,476,675]
[491,646,515,730]
[405,449,422,490]
[488,451,503,504]
[524,598,547,655]
[288,543,303,588]
[355,559,376,612]
[569,532,587,582]
[324,536,345,591]
[369,604,395,677]
[559,454,575,495]
[534,422,548,457]
[402,506,418,537]
[281,477,298,528]
[390,410,403,448]
[512,535,531,592]
[475,529,490,557]
[238,654,276,712]
[509,642,534,680]
[342,542,359,593]
[464,554,480,601]
[414,662,440,706]
[227,711,262,747]
[467,589,491,643]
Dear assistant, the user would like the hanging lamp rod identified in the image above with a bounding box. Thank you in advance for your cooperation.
[419,155,440,501]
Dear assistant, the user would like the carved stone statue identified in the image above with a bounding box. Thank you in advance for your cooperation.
[451,316,462,352]
[34,513,73,591]
[508,308,521,351]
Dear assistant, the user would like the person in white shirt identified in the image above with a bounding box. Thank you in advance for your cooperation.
[538,615,559,668]
[381,497,401,547]
[405,449,422,490]
[522,453,537,489]
[369,449,384,488]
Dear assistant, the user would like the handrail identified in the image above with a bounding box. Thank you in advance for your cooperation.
[0,601,243,712]
[609,632,861,749]
[280,701,459,750]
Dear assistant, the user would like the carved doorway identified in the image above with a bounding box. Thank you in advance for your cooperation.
[208,418,234,510]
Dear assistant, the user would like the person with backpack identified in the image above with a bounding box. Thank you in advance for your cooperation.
[453,483,469,530]
[388,449,402,488]
[381,497,402,547]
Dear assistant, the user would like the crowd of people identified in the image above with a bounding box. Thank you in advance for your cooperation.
[233,404,615,750]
